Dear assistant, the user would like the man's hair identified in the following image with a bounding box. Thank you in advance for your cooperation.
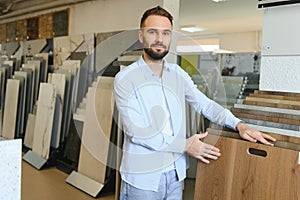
[140,6,173,28]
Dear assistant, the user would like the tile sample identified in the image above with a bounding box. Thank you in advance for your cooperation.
[24,114,36,149]
[48,73,66,148]
[2,79,20,139]
[32,83,56,159]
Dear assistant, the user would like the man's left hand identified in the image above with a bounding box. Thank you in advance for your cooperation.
[236,122,276,146]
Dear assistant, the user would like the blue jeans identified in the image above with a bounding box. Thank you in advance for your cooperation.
[119,170,183,200]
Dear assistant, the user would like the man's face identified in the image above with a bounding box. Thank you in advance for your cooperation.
[139,15,172,60]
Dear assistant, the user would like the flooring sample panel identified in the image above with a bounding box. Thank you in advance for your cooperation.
[246,96,300,106]
[24,114,36,149]
[0,139,22,200]
[78,77,114,184]
[254,90,300,97]
[22,64,36,111]
[250,93,300,101]
[247,124,300,138]
[240,118,300,131]
[194,132,300,200]
[48,73,66,148]
[13,75,25,138]
[36,53,49,82]
[32,83,56,159]
[234,103,300,116]
[27,60,41,102]
[243,100,300,110]
[2,79,20,139]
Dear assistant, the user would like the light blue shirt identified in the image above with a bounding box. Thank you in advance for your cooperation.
[114,57,241,192]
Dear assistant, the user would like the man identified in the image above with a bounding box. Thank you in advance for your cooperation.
[114,6,276,200]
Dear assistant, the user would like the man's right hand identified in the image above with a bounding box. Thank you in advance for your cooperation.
[185,132,221,164]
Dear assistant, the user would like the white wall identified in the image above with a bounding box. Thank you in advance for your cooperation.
[219,31,261,53]
[260,4,300,93]
[69,0,162,35]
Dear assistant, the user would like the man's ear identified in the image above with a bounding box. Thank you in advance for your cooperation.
[138,29,143,43]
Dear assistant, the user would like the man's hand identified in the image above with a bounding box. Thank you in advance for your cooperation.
[185,132,221,164]
[236,122,276,145]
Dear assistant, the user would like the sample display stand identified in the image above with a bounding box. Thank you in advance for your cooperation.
[66,77,116,197]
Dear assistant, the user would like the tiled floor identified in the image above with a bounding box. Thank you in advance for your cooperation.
[22,161,196,200]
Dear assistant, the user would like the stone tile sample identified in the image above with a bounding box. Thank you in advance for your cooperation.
[22,64,36,111]
[35,53,49,82]
[48,73,66,148]
[27,60,41,102]
[78,77,114,184]
[13,75,25,138]
[0,139,22,200]
[32,83,56,159]
[54,35,84,68]
[2,79,20,139]
[24,114,36,149]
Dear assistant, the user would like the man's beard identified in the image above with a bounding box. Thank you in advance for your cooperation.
[144,45,169,60]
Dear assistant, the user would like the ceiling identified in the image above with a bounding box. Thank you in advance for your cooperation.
[0,0,263,37]
[179,0,263,37]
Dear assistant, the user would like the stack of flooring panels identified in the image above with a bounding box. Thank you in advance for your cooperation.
[231,90,300,138]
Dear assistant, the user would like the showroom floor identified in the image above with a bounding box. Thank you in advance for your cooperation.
[22,161,196,200]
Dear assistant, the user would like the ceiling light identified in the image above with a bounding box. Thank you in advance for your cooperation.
[212,0,228,2]
[180,26,205,33]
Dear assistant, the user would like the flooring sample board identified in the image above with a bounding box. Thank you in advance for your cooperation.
[254,90,300,97]
[24,114,36,149]
[15,71,31,128]
[247,124,300,138]
[246,96,300,106]
[32,83,56,159]
[234,103,300,116]
[2,79,20,139]
[0,139,22,200]
[232,111,300,126]
[243,99,300,110]
[249,93,300,101]
[36,53,49,82]
[78,77,114,184]
[27,60,41,103]
[20,68,33,113]
[240,117,300,131]
[48,73,66,148]
[22,64,36,111]
[194,132,300,200]
[13,75,25,138]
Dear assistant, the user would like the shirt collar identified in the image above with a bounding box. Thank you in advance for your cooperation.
[137,56,171,77]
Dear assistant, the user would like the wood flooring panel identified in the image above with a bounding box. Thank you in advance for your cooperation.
[254,90,300,97]
[231,107,300,120]
[246,96,300,106]
[32,83,56,159]
[2,79,20,139]
[243,100,300,110]
[249,93,300,101]
[194,134,300,200]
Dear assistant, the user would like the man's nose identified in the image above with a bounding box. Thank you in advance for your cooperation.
[155,32,163,43]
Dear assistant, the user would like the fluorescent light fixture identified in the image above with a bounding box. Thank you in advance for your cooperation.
[212,0,227,2]
[180,26,204,33]
[177,45,220,53]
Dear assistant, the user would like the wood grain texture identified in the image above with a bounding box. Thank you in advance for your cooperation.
[246,97,300,106]
[243,100,300,110]
[231,111,300,126]
[231,107,300,120]
[254,90,300,97]
[249,93,300,101]
[194,133,300,200]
